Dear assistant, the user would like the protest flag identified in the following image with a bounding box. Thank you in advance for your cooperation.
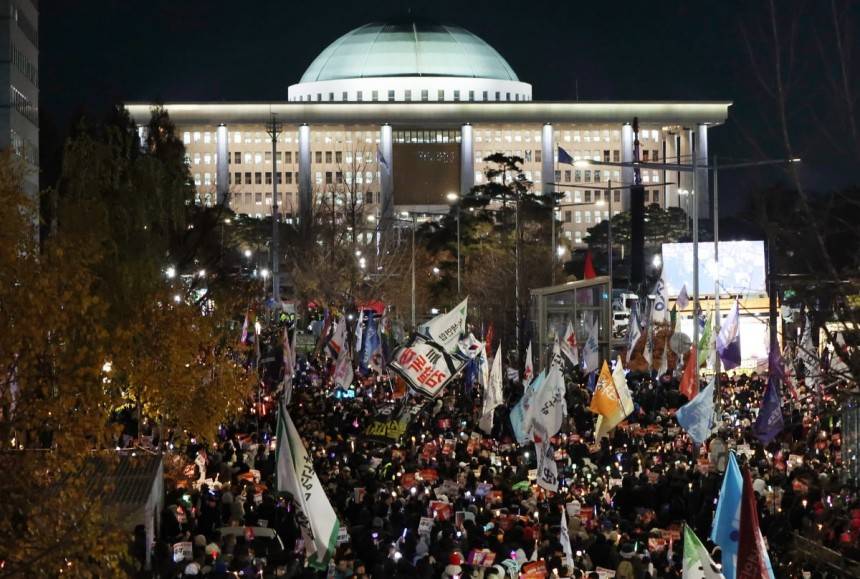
[736,466,775,579]
[626,306,642,364]
[683,524,725,578]
[582,314,600,373]
[560,320,579,367]
[560,509,575,575]
[676,377,716,445]
[697,312,714,368]
[677,284,690,310]
[523,341,534,385]
[327,316,347,359]
[652,274,669,323]
[583,250,597,279]
[354,310,365,353]
[717,299,741,370]
[276,403,340,570]
[711,452,742,579]
[753,350,784,445]
[590,360,630,438]
[479,345,504,435]
[679,346,700,400]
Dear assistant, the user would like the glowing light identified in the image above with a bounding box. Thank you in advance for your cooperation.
[165,266,176,279]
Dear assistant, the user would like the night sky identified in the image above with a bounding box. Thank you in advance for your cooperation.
[40,0,859,215]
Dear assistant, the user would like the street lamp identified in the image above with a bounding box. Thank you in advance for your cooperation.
[446,192,461,295]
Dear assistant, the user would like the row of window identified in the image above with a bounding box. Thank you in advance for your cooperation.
[227,191,381,206]
[9,84,36,125]
[563,209,615,224]
[183,127,664,148]
[10,41,37,86]
[220,170,380,187]
[292,88,529,103]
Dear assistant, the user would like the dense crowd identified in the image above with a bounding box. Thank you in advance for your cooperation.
[136,324,858,578]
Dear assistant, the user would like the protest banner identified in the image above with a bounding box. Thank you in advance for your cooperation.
[389,335,467,398]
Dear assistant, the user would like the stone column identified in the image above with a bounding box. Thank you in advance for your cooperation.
[664,131,679,208]
[621,123,634,211]
[216,124,229,206]
[298,124,312,229]
[379,123,394,220]
[696,123,710,219]
[460,123,474,196]
[541,123,553,195]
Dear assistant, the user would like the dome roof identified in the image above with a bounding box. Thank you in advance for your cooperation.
[299,21,519,84]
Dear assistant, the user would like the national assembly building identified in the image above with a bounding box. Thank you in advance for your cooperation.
[127,20,730,247]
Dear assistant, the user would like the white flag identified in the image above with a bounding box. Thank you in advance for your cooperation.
[677,283,690,310]
[354,310,365,353]
[535,440,559,493]
[527,361,567,442]
[626,307,642,364]
[657,336,669,376]
[327,317,347,358]
[277,405,340,569]
[652,274,669,323]
[612,356,635,417]
[582,314,600,373]
[560,509,575,575]
[479,346,504,434]
[643,327,653,370]
[332,347,353,391]
[523,341,534,385]
[418,297,468,354]
[560,321,579,367]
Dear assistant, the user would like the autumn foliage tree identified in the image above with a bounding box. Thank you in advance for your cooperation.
[0,107,257,575]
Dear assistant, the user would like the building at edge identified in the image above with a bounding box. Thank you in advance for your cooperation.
[126,20,730,248]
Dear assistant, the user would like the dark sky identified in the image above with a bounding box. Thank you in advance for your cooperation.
[40,0,859,213]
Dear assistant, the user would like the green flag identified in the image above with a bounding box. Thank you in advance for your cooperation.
[697,312,714,368]
[683,524,724,578]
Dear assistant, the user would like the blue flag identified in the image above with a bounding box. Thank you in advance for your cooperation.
[753,351,784,444]
[360,313,382,374]
[676,377,715,445]
[711,452,742,579]
[586,370,597,393]
[558,146,574,165]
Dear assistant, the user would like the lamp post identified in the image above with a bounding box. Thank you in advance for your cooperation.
[446,192,461,295]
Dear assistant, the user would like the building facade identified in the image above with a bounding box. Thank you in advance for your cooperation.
[0,0,38,196]
[127,21,728,247]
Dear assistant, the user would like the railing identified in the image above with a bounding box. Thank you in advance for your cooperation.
[792,533,860,576]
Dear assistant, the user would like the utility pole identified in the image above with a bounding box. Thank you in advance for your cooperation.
[630,117,646,288]
[266,114,282,303]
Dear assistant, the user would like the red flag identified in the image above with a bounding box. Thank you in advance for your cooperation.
[583,250,597,280]
[679,346,699,400]
[737,466,771,578]
[485,323,495,356]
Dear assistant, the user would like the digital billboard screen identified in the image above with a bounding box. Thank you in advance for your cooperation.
[393,143,460,207]
[660,240,767,297]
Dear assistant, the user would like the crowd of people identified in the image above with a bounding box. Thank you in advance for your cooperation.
[135,318,859,578]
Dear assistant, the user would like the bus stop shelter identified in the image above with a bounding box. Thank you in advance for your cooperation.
[529,276,611,372]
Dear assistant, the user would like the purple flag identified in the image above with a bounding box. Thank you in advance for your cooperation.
[717,299,741,370]
[753,350,784,444]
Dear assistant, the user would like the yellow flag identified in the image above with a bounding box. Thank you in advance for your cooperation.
[590,360,625,438]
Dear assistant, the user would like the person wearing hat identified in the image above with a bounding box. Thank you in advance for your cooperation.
[615,543,643,579]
